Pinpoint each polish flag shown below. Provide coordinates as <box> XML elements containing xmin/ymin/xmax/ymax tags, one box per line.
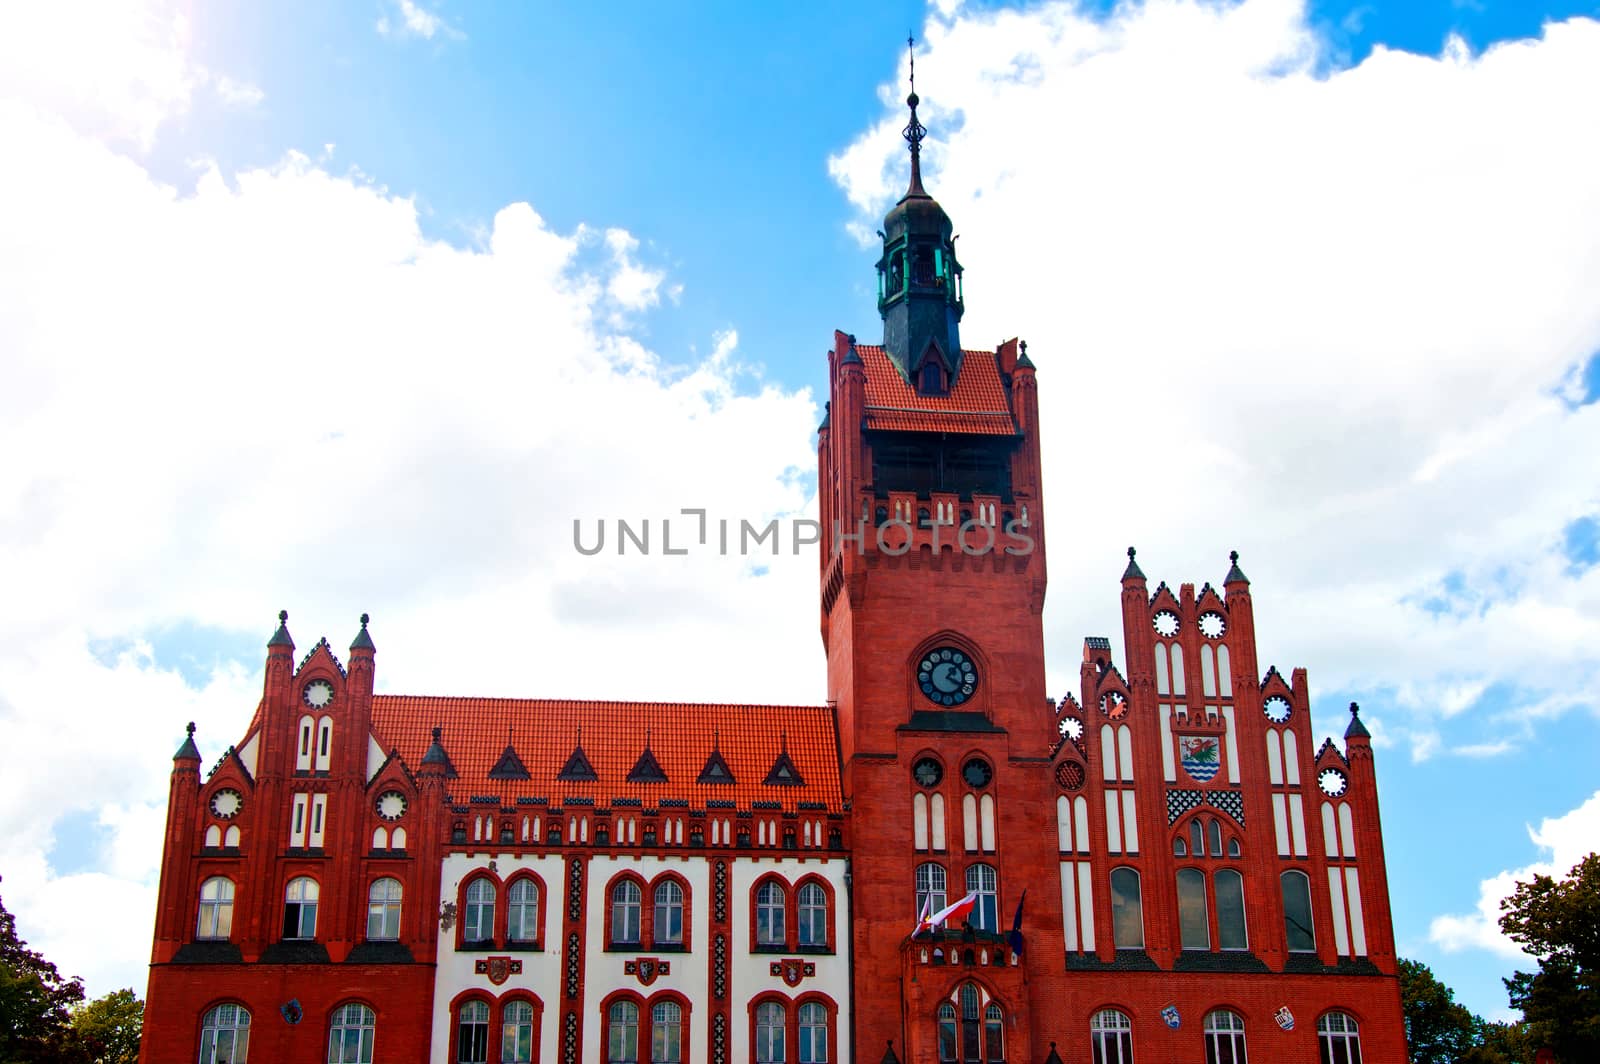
<box><xmin>925</xmin><ymin>891</ymin><xmax>978</xmax><ymax>931</ymax></box>
<box><xmin>911</xmin><ymin>893</ymin><xmax>933</xmax><ymax>937</ymax></box>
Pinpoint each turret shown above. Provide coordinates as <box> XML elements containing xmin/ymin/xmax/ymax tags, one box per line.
<box><xmin>152</xmin><ymin>724</ymin><xmax>202</xmax><ymax>954</ymax></box>
<box><xmin>876</xmin><ymin>53</ymin><xmax>964</xmax><ymax>388</ymax></box>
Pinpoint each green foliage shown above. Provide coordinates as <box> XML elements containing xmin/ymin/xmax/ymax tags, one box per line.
<box><xmin>0</xmin><ymin>876</ymin><xmax>89</xmax><ymax>1063</ymax></box>
<box><xmin>1500</xmin><ymin>853</ymin><xmax>1600</xmax><ymax>1061</ymax></box>
<box><xmin>1401</xmin><ymin>957</ymin><xmax>1480</xmax><ymax>1064</ymax></box>
<box><xmin>70</xmin><ymin>989</ymin><xmax>143</xmax><ymax>1064</ymax></box>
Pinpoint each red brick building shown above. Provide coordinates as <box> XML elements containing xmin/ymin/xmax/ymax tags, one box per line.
<box><xmin>141</xmin><ymin>85</ymin><xmax>1407</xmax><ymax>1064</ymax></box>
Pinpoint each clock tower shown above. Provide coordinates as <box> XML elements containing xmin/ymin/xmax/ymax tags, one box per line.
<box><xmin>817</xmin><ymin>67</ymin><xmax>1061</xmax><ymax>1063</ymax></box>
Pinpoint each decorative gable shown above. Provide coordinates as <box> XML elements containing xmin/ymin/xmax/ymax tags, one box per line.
<box><xmin>557</xmin><ymin>737</ymin><xmax>598</xmax><ymax>782</ymax></box>
<box><xmin>697</xmin><ymin>739</ymin><xmax>735</xmax><ymax>785</ymax></box>
<box><xmin>488</xmin><ymin>741</ymin><xmax>531</xmax><ymax>781</ymax></box>
<box><xmin>627</xmin><ymin>741</ymin><xmax>668</xmax><ymax>784</ymax></box>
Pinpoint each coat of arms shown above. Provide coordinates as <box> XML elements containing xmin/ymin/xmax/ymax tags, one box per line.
<box><xmin>624</xmin><ymin>958</ymin><xmax>670</xmax><ymax>986</ymax></box>
<box><xmin>474</xmin><ymin>957</ymin><xmax>522</xmax><ymax>986</ymax></box>
<box><xmin>769</xmin><ymin>959</ymin><xmax>816</xmax><ymax>987</ymax></box>
<box><xmin>1159</xmin><ymin>1004</ymin><xmax>1180</xmax><ymax>1029</ymax></box>
<box><xmin>1274</xmin><ymin>1006</ymin><xmax>1295</xmax><ymax>1031</ymax></box>
<box><xmin>1179</xmin><ymin>735</ymin><xmax>1221</xmax><ymax>782</ymax></box>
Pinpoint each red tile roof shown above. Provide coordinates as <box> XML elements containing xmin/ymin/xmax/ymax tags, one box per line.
<box><xmin>371</xmin><ymin>697</ymin><xmax>841</xmax><ymax>811</ymax></box>
<box><xmin>856</xmin><ymin>344</ymin><xmax>1017</xmax><ymax>436</ymax></box>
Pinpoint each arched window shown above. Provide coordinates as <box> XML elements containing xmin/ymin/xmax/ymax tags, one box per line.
<box><xmin>508</xmin><ymin>879</ymin><xmax>539</xmax><ymax>943</ymax></box>
<box><xmin>1177</xmin><ymin>868</ymin><xmax>1209</xmax><ymax>950</ymax></box>
<box><xmin>502</xmin><ymin>1001</ymin><xmax>535</xmax><ymax>1063</ymax></box>
<box><xmin>198</xmin><ymin>1003</ymin><xmax>250</xmax><ymax>1064</ymax></box>
<box><xmin>456</xmin><ymin>1000</ymin><xmax>489</xmax><ymax>1063</ymax></box>
<box><xmin>607</xmin><ymin>1001</ymin><xmax>639</xmax><ymax>1064</ymax></box>
<box><xmin>756</xmin><ymin>881</ymin><xmax>786</xmax><ymax>947</ymax></box>
<box><xmin>960</xmin><ymin>983</ymin><xmax>982</xmax><ymax>1061</ymax></box>
<box><xmin>1189</xmin><ymin>819</ymin><xmax>1204</xmax><ymax>855</ymax></box>
<box><xmin>798</xmin><ymin>883</ymin><xmax>827</xmax><ymax>948</ymax></box>
<box><xmin>464</xmin><ymin>879</ymin><xmax>496</xmax><ymax>944</ymax></box>
<box><xmin>1207</xmin><ymin>818</ymin><xmax>1223</xmax><ymax>858</ymax></box>
<box><xmin>965</xmin><ymin>864</ymin><xmax>998</xmax><ymax>932</ymax></box>
<box><xmin>1089</xmin><ymin>1008</ymin><xmax>1132</xmax><ymax>1064</ymax></box>
<box><xmin>1317</xmin><ymin>1011</ymin><xmax>1362</xmax><ymax>1064</ymax></box>
<box><xmin>1173</xmin><ymin>835</ymin><xmax>1187</xmax><ymax>857</ymax></box>
<box><xmin>1227</xmin><ymin>837</ymin><xmax>1241</xmax><ymax>859</ymax></box>
<box><xmin>916</xmin><ymin>863</ymin><xmax>947</xmax><ymax>922</ymax></box>
<box><xmin>755</xmin><ymin>1002</ymin><xmax>785</xmax><ymax>1064</ymax></box>
<box><xmin>798</xmin><ymin>1001</ymin><xmax>829</xmax><ymax>1064</ymax></box>
<box><xmin>653</xmin><ymin>881</ymin><xmax>684</xmax><ymax>946</ymax></box>
<box><xmin>612</xmin><ymin>881</ymin><xmax>642</xmax><ymax>946</ymax></box>
<box><xmin>921</xmin><ymin>361</ymin><xmax>944</xmax><ymax>394</ymax></box>
<box><xmin>652</xmin><ymin>1001</ymin><xmax>682</xmax><ymax>1063</ymax></box>
<box><xmin>1215</xmin><ymin>869</ymin><xmax>1247</xmax><ymax>950</ymax></box>
<box><xmin>1203</xmin><ymin>1009</ymin><xmax>1245</xmax><ymax>1064</ymax></box>
<box><xmin>327</xmin><ymin>1002</ymin><xmax>375</xmax><ymax>1064</ymax></box>
<box><xmin>1109</xmin><ymin>868</ymin><xmax>1143</xmax><ymax>950</ymax></box>
<box><xmin>938</xmin><ymin>1002</ymin><xmax>957</xmax><ymax>1062</ymax></box>
<box><xmin>283</xmin><ymin>877</ymin><xmax>319</xmax><ymax>940</ymax></box>
<box><xmin>197</xmin><ymin>877</ymin><xmax>234</xmax><ymax>940</ymax></box>
<box><xmin>1281</xmin><ymin>871</ymin><xmax>1316</xmax><ymax>952</ymax></box>
<box><xmin>984</xmin><ymin>1002</ymin><xmax>1005</xmax><ymax>1063</ymax></box>
<box><xmin>366</xmin><ymin>878</ymin><xmax>402</xmax><ymax>941</ymax></box>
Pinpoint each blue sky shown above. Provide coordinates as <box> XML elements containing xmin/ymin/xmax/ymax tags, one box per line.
<box><xmin>2</xmin><ymin>0</ymin><xmax>1599</xmax><ymax>1027</ymax></box>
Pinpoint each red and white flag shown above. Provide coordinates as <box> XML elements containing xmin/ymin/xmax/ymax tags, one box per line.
<box><xmin>910</xmin><ymin>893</ymin><xmax>933</xmax><ymax>937</ymax></box>
<box><xmin>925</xmin><ymin>891</ymin><xmax>978</xmax><ymax>931</ymax></box>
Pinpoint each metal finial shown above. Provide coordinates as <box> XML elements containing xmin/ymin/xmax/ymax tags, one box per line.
<box><xmin>360</xmin><ymin>612</ymin><xmax>369</xmax><ymax>628</ymax></box>
<box><xmin>1128</xmin><ymin>547</ymin><xmax>1136</xmax><ymax>559</ymax></box>
<box><xmin>902</xmin><ymin>34</ymin><xmax>927</xmax><ymax>196</ymax></box>
<box><xmin>186</xmin><ymin>721</ymin><xmax>196</xmax><ymax>735</ymax></box>
<box><xmin>431</xmin><ymin>726</ymin><xmax>442</xmax><ymax>741</ymax></box>
<box><xmin>1230</xmin><ymin>550</ymin><xmax>1239</xmax><ymax>564</ymax></box>
<box><xmin>279</xmin><ymin>609</ymin><xmax>288</xmax><ymax>623</ymax></box>
<box><xmin>1350</xmin><ymin>701</ymin><xmax>1360</xmax><ymax>717</ymax></box>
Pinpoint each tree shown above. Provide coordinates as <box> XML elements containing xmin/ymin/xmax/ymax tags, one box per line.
<box><xmin>1401</xmin><ymin>957</ymin><xmax>1480</xmax><ymax>1064</ymax></box>
<box><xmin>0</xmin><ymin>875</ymin><xmax>88</xmax><ymax>1062</ymax></box>
<box><xmin>1500</xmin><ymin>852</ymin><xmax>1600</xmax><ymax>1061</ymax></box>
<box><xmin>70</xmin><ymin>989</ymin><xmax>143</xmax><ymax>1064</ymax></box>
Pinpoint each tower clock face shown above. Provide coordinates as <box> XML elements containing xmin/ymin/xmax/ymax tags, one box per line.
<box><xmin>1263</xmin><ymin>695</ymin><xmax>1292</xmax><ymax>724</ymax></box>
<box><xmin>918</xmin><ymin>648</ymin><xmax>977</xmax><ymax>707</ymax></box>
<box><xmin>303</xmin><ymin>680</ymin><xmax>334</xmax><ymax>709</ymax></box>
<box><xmin>912</xmin><ymin>758</ymin><xmax>943</xmax><ymax>788</ymax></box>
<box><xmin>1318</xmin><ymin>768</ymin><xmax>1349</xmax><ymax>797</ymax></box>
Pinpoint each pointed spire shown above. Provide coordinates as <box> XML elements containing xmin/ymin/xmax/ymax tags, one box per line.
<box><xmin>173</xmin><ymin>721</ymin><xmax>201</xmax><ymax>762</ymax></box>
<box><xmin>697</xmin><ymin>729</ymin><xmax>736</xmax><ymax>785</ymax></box>
<box><xmin>627</xmin><ymin>729</ymin><xmax>668</xmax><ymax>784</ymax></box>
<box><xmin>1015</xmin><ymin>339</ymin><xmax>1035</xmax><ymax>370</ymax></box>
<box><xmin>763</xmin><ymin>731</ymin><xmax>806</xmax><ymax>787</ymax></box>
<box><xmin>557</xmin><ymin>726</ymin><xmax>598</xmax><ymax>782</ymax></box>
<box><xmin>1345</xmin><ymin>701</ymin><xmax>1371</xmax><ymax>740</ymax></box>
<box><xmin>267</xmin><ymin>609</ymin><xmax>293</xmax><ymax>648</ymax></box>
<box><xmin>902</xmin><ymin>35</ymin><xmax>927</xmax><ymax>199</ymax></box>
<box><xmin>350</xmin><ymin>612</ymin><xmax>374</xmax><ymax>651</ymax></box>
<box><xmin>420</xmin><ymin>726</ymin><xmax>458</xmax><ymax>778</ymax></box>
<box><xmin>818</xmin><ymin>401</ymin><xmax>831</xmax><ymax>432</ymax></box>
<box><xmin>488</xmin><ymin>726</ymin><xmax>531</xmax><ymax>781</ymax></box>
<box><xmin>1122</xmin><ymin>546</ymin><xmax>1146</xmax><ymax>582</ymax></box>
<box><xmin>1225</xmin><ymin>550</ymin><xmax>1250</xmax><ymax>585</ymax></box>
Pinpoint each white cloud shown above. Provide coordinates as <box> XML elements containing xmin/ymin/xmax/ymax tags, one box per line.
<box><xmin>0</xmin><ymin>95</ymin><xmax>811</xmax><ymax>995</ymax></box>
<box><xmin>1429</xmin><ymin>790</ymin><xmax>1600</xmax><ymax>957</ymax></box>
<box><xmin>212</xmin><ymin>74</ymin><xmax>265</xmax><ymax>109</ymax></box>
<box><xmin>832</xmin><ymin>1</ymin><xmax>1600</xmax><ymax>755</ymax></box>
<box><xmin>377</xmin><ymin>0</ymin><xmax>462</xmax><ymax>42</ymax></box>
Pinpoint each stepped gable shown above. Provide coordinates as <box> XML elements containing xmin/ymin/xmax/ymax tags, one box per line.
<box><xmin>855</xmin><ymin>343</ymin><xmax>1016</xmax><ymax>435</ymax></box>
<box><xmin>371</xmin><ymin>696</ymin><xmax>840</xmax><ymax>811</ymax></box>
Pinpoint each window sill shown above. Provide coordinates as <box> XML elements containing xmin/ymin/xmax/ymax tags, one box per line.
<box><xmin>504</xmin><ymin>942</ymin><xmax>543</xmax><ymax>953</ymax></box>
<box><xmin>796</xmin><ymin>944</ymin><xmax>834</xmax><ymax>956</ymax></box>
<box><xmin>458</xmin><ymin>940</ymin><xmax>496</xmax><ymax>952</ymax></box>
<box><xmin>752</xmin><ymin>943</ymin><xmax>790</xmax><ymax>954</ymax></box>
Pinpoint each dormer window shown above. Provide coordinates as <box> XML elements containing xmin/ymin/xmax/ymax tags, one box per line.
<box><xmin>920</xmin><ymin>361</ymin><xmax>945</xmax><ymax>395</ymax></box>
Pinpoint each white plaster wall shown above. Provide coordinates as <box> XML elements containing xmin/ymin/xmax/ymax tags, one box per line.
<box><xmin>582</xmin><ymin>854</ymin><xmax>711</xmax><ymax>1063</ymax></box>
<box><xmin>729</xmin><ymin>856</ymin><xmax>852</xmax><ymax>1064</ymax></box>
<box><xmin>430</xmin><ymin>852</ymin><xmax>566</xmax><ymax>1064</ymax></box>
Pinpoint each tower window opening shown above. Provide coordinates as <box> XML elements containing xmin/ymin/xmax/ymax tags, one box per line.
<box><xmin>913</xmin><ymin>247</ymin><xmax>935</xmax><ymax>287</ymax></box>
<box><xmin>921</xmin><ymin>361</ymin><xmax>945</xmax><ymax>395</ymax></box>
